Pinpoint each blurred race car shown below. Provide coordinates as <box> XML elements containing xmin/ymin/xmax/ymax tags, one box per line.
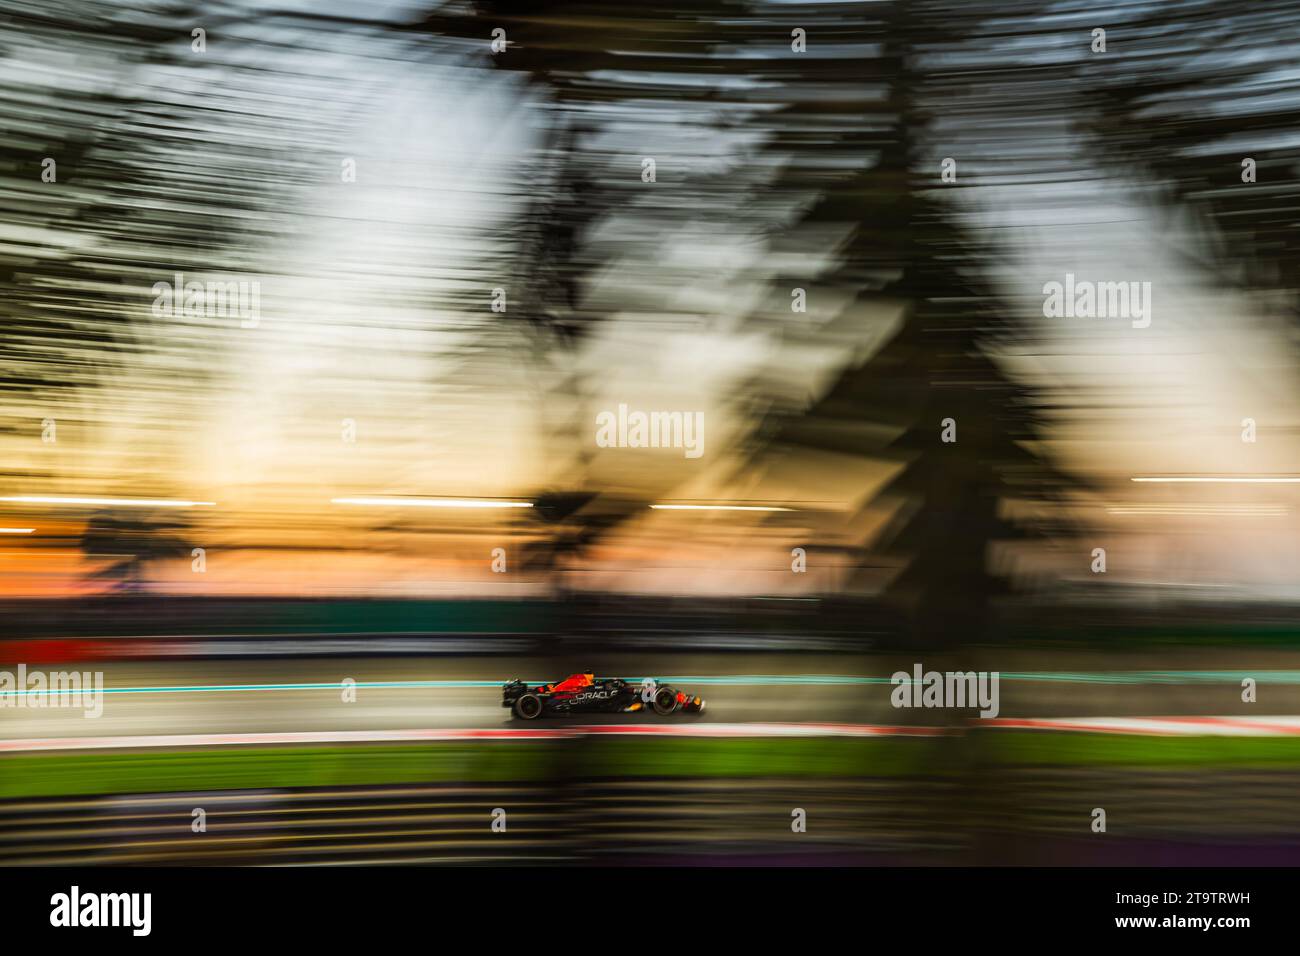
<box><xmin>502</xmin><ymin>673</ymin><xmax>706</xmax><ymax>720</ymax></box>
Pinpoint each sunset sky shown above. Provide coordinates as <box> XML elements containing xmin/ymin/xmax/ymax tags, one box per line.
<box><xmin>2</xmin><ymin>0</ymin><xmax>1296</xmax><ymax>599</ymax></box>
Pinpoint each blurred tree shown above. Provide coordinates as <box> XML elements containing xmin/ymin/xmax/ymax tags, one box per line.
<box><xmin>743</xmin><ymin>0</ymin><xmax>1077</xmax><ymax>648</ymax></box>
<box><xmin>81</xmin><ymin>510</ymin><xmax>194</xmax><ymax>594</ymax></box>
<box><xmin>1081</xmin><ymin>0</ymin><xmax>1300</xmax><ymax>326</ymax></box>
<box><xmin>420</xmin><ymin>0</ymin><xmax>762</xmax><ymax>583</ymax></box>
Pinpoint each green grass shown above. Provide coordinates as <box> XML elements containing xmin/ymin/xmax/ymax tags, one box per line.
<box><xmin>582</xmin><ymin>736</ymin><xmax>944</xmax><ymax>777</ymax></box>
<box><xmin>0</xmin><ymin>743</ymin><xmax>554</xmax><ymax>799</ymax></box>
<box><xmin>986</xmin><ymin>731</ymin><xmax>1300</xmax><ymax>767</ymax></box>
<box><xmin>7</xmin><ymin>732</ymin><xmax>1300</xmax><ymax>799</ymax></box>
<box><xmin>0</xmin><ymin>737</ymin><xmax>938</xmax><ymax>798</ymax></box>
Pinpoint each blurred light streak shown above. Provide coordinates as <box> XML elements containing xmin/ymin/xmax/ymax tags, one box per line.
<box><xmin>331</xmin><ymin>497</ymin><xmax>533</xmax><ymax>509</ymax></box>
<box><xmin>0</xmin><ymin>496</ymin><xmax>215</xmax><ymax>507</ymax></box>
<box><xmin>1107</xmin><ymin>506</ymin><xmax>1289</xmax><ymax>516</ymax></box>
<box><xmin>0</xmin><ymin>528</ymin><xmax>34</xmax><ymax>533</ymax></box>
<box><xmin>649</xmin><ymin>504</ymin><xmax>795</xmax><ymax>512</ymax></box>
<box><xmin>1130</xmin><ymin>477</ymin><xmax>1300</xmax><ymax>484</ymax></box>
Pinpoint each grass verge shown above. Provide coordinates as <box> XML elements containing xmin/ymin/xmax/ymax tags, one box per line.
<box><xmin>6</xmin><ymin>732</ymin><xmax>1300</xmax><ymax>799</ymax></box>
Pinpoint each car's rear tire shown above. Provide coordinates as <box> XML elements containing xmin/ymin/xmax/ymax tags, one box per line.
<box><xmin>652</xmin><ymin>686</ymin><xmax>679</xmax><ymax>715</ymax></box>
<box><xmin>513</xmin><ymin>693</ymin><xmax>543</xmax><ymax>720</ymax></box>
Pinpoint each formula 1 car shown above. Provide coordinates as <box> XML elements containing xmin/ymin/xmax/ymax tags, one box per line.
<box><xmin>502</xmin><ymin>673</ymin><xmax>706</xmax><ymax>720</ymax></box>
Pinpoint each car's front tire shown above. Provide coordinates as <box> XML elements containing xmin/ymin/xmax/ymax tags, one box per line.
<box><xmin>513</xmin><ymin>693</ymin><xmax>544</xmax><ymax>720</ymax></box>
<box><xmin>652</xmin><ymin>686</ymin><xmax>679</xmax><ymax>715</ymax></box>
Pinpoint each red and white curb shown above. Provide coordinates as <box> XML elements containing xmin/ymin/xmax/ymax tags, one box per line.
<box><xmin>3</xmin><ymin>716</ymin><xmax>1300</xmax><ymax>752</ymax></box>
